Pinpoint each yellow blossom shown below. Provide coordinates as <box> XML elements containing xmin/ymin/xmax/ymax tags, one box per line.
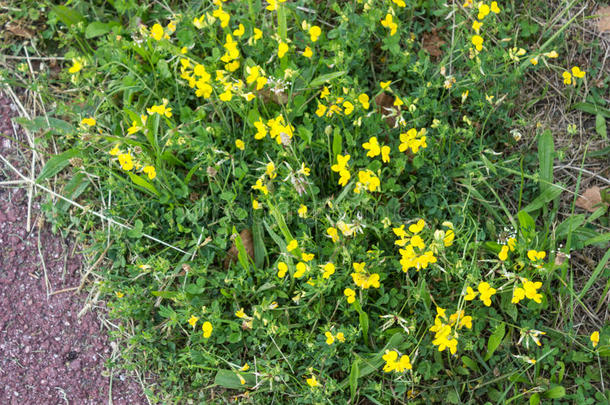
<box><xmin>235</xmin><ymin>308</ymin><xmax>246</xmax><ymax>318</ymax></box>
<box><xmin>381</xmin><ymin>14</ymin><xmax>397</xmax><ymax>36</ymax></box>
<box><xmin>478</xmin><ymin>281</ymin><xmax>496</xmax><ymax>306</ymax></box>
<box><xmin>235</xmin><ymin>139</ymin><xmax>245</xmax><ymax>150</ymax></box>
<box><xmin>142</xmin><ymin>166</ymin><xmax>156</xmax><ymax>180</ymax></box>
<box><xmin>306</xmin><ymin>375</ymin><xmax>320</xmax><ymax>387</ymax></box>
<box><xmin>286</xmin><ymin>239</ymin><xmax>298</xmax><ymax>252</ymax></box>
<box><xmin>278</xmin><ymin>42</ymin><xmax>289</xmax><ymax>58</ymax></box>
<box><xmin>327</xmin><ymin>227</ymin><xmax>339</xmax><ymax>243</ymax></box>
<box><xmin>294</xmin><ymin>262</ymin><xmax>307</xmax><ymax>278</ymax></box>
<box><xmin>380</xmin><ymin>80</ymin><xmax>392</xmax><ymax>90</ymax></box>
<box><xmin>322</xmin><ymin>262</ymin><xmax>335</xmax><ymax>279</ymax></box>
<box><xmin>358</xmin><ymin>93</ymin><xmax>370</xmax><ymax>109</ymax></box>
<box><xmin>68</xmin><ymin>58</ymin><xmax>83</xmax><ymax>74</ymax></box>
<box><xmin>464</xmin><ymin>286</ymin><xmax>477</xmax><ymax>301</ymax></box>
<box><xmin>81</xmin><ymin>117</ymin><xmax>96</xmax><ymax>126</ymax></box>
<box><xmin>591</xmin><ymin>331</ymin><xmax>600</xmax><ymax>348</ymax></box>
<box><xmin>490</xmin><ymin>1</ymin><xmax>500</xmax><ymax>13</ymax></box>
<box><xmin>303</xmin><ymin>46</ymin><xmax>313</xmax><ymax>58</ymax></box>
<box><xmin>150</xmin><ymin>23</ymin><xmax>164</xmax><ymax>41</ymax></box>
<box><xmin>309</xmin><ymin>26</ymin><xmax>321</xmax><ymax>42</ymax></box>
<box><xmin>277</xmin><ymin>262</ymin><xmax>288</xmax><ymax>278</ymax></box>
<box><xmin>571</xmin><ymin>66</ymin><xmax>585</xmax><ymax>78</ymax></box>
<box><xmin>202</xmin><ymin>321</ymin><xmax>213</xmax><ymax>338</ymax></box>
<box><xmin>325</xmin><ymin>331</ymin><xmax>335</xmax><ymax>345</ymax></box>
<box><xmin>252</xmin><ymin>199</ymin><xmax>261</xmax><ymax>210</ymax></box>
<box><xmin>472</xmin><ymin>35</ymin><xmax>484</xmax><ymax>51</ymax></box>
<box><xmin>498</xmin><ymin>245</ymin><xmax>509</xmax><ymax>261</ymax></box>
<box><xmin>343</xmin><ymin>288</ymin><xmax>356</xmax><ymax>303</ymax></box>
<box><xmin>562</xmin><ymin>71</ymin><xmax>572</xmax><ymax>85</ymax></box>
<box><xmin>298</xmin><ymin>204</ymin><xmax>307</xmax><ymax>218</ymax></box>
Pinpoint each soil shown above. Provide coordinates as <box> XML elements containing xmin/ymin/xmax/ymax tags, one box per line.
<box><xmin>0</xmin><ymin>92</ymin><xmax>147</xmax><ymax>404</ymax></box>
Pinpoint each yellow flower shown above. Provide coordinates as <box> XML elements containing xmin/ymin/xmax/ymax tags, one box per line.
<box><xmin>306</xmin><ymin>375</ymin><xmax>320</xmax><ymax>387</ymax></box>
<box><xmin>202</xmin><ymin>321</ymin><xmax>213</xmax><ymax>338</ymax></box>
<box><xmin>81</xmin><ymin>117</ymin><xmax>96</xmax><ymax>126</ymax></box>
<box><xmin>498</xmin><ymin>245</ymin><xmax>509</xmax><ymax>261</ymax></box>
<box><xmin>544</xmin><ymin>50</ymin><xmax>558</xmax><ymax>58</ymax></box>
<box><xmin>315</xmin><ymin>103</ymin><xmax>327</xmax><ymax>117</ymax></box>
<box><xmin>490</xmin><ymin>1</ymin><xmax>500</xmax><ymax>13</ymax></box>
<box><xmin>327</xmin><ymin>227</ymin><xmax>339</xmax><ymax>243</ymax></box>
<box><xmin>118</xmin><ymin>152</ymin><xmax>134</xmax><ymax>171</ymax></box>
<box><xmin>523</xmin><ymin>279</ymin><xmax>543</xmax><ymax>303</ymax></box>
<box><xmin>253</xmin><ymin>28</ymin><xmax>263</xmax><ymax>41</ymax></box>
<box><xmin>277</xmin><ymin>262</ymin><xmax>288</xmax><ymax>278</ymax></box>
<box><xmin>303</xmin><ymin>46</ymin><xmax>313</xmax><ymax>58</ymax></box>
<box><xmin>188</xmin><ymin>315</ymin><xmax>199</xmax><ymax>327</ymax></box>
<box><xmin>362</xmin><ymin>136</ymin><xmax>382</xmax><ymax>158</ymax></box>
<box><xmin>443</xmin><ymin>229</ymin><xmax>455</xmax><ymax>246</ymax></box>
<box><xmin>302</xmin><ymin>252</ymin><xmax>315</xmax><ymax>262</ymax></box>
<box><xmin>530</xmin><ymin>57</ymin><xmax>539</xmax><ymax>65</ymax></box>
<box><xmin>511</xmin><ymin>286</ymin><xmax>526</xmax><ymax>304</ymax></box>
<box><xmin>408</xmin><ymin>219</ymin><xmax>425</xmax><ymax>234</ymax></box>
<box><xmin>251</xmin><ymin>178</ymin><xmax>269</xmax><ymax>195</ymax></box>
<box><xmin>343</xmin><ymin>101</ymin><xmax>354</xmax><ymax>115</ymax></box>
<box><xmin>358</xmin><ymin>93</ymin><xmax>370</xmax><ymax>109</ymax></box>
<box><xmin>233</xmin><ymin>24</ymin><xmax>245</xmax><ymax>37</ymax></box>
<box><xmin>115</xmin><ymin>291</ymin><xmax>124</xmax><ymax>298</ymax></box>
<box><xmin>241</xmin><ymin>363</ymin><xmax>250</xmax><ymax>371</ymax></box>
<box><xmin>381</xmin><ymin>14</ymin><xmax>397</xmax><ymax>36</ymax></box>
<box><xmin>150</xmin><ymin>23</ymin><xmax>164</xmax><ymax>41</ymax></box>
<box><xmin>381</xmin><ymin>145</ymin><xmax>391</xmax><ymax>163</ymax></box>
<box><xmin>471</xmin><ymin>35</ymin><xmax>484</xmax><ymax>51</ymax></box>
<box><xmin>298</xmin><ymin>204</ymin><xmax>307</xmax><ymax>218</ymax></box>
<box><xmin>477</xmin><ymin>4</ymin><xmax>490</xmax><ymax>20</ymax></box>
<box><xmin>278</xmin><ymin>42</ymin><xmax>289</xmax><ymax>58</ymax></box>
<box><xmin>562</xmin><ymin>71</ymin><xmax>572</xmax><ymax>85</ymax></box>
<box><xmin>235</xmin><ymin>139</ymin><xmax>245</xmax><ymax>150</ymax></box>
<box><xmin>336</xmin><ymin>332</ymin><xmax>345</xmax><ymax>342</ymax></box>
<box><xmin>472</xmin><ymin>20</ymin><xmax>482</xmax><ymax>33</ymax></box>
<box><xmin>286</xmin><ymin>239</ymin><xmax>298</xmax><ymax>252</ymax></box>
<box><xmin>478</xmin><ymin>281</ymin><xmax>496</xmax><ymax>306</ymax></box>
<box><xmin>266</xmin><ymin>162</ymin><xmax>277</xmax><ymax>179</ymax></box>
<box><xmin>527</xmin><ymin>250</ymin><xmax>546</xmax><ymax>261</ymax></box>
<box><xmin>322</xmin><ymin>262</ymin><xmax>335</xmax><ymax>279</ymax></box>
<box><xmin>142</xmin><ymin>165</ymin><xmax>156</xmax><ymax>180</ymax></box>
<box><xmin>252</xmin><ymin>199</ymin><xmax>261</xmax><ymax>210</ymax></box>
<box><xmin>68</xmin><ymin>58</ymin><xmax>83</xmax><ymax>74</ymax></box>
<box><xmin>325</xmin><ymin>331</ymin><xmax>335</xmax><ymax>345</ymax></box>
<box><xmin>147</xmin><ymin>99</ymin><xmax>173</xmax><ymax>118</ymax></box>
<box><xmin>320</xmin><ymin>86</ymin><xmax>330</xmax><ymax>99</ymax></box>
<box><xmin>235</xmin><ymin>308</ymin><xmax>246</xmax><ymax>318</ymax></box>
<box><xmin>571</xmin><ymin>66</ymin><xmax>585</xmax><ymax>78</ymax></box>
<box><xmin>309</xmin><ymin>25</ymin><xmax>321</xmax><ymax>42</ymax></box>
<box><xmin>392</xmin><ymin>0</ymin><xmax>406</xmax><ymax>6</ymax></box>
<box><xmin>343</xmin><ymin>288</ymin><xmax>356</xmax><ymax>303</ymax></box>
<box><xmin>109</xmin><ymin>144</ymin><xmax>121</xmax><ymax>156</ymax></box>
<box><xmin>380</xmin><ymin>80</ymin><xmax>392</xmax><ymax>90</ymax></box>
<box><xmin>464</xmin><ymin>286</ymin><xmax>477</xmax><ymax>300</ymax></box>
<box><xmin>294</xmin><ymin>262</ymin><xmax>307</xmax><ymax>278</ymax></box>
<box><xmin>591</xmin><ymin>331</ymin><xmax>600</xmax><ymax>348</ymax></box>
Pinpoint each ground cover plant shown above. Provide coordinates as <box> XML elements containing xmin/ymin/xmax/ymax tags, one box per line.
<box><xmin>2</xmin><ymin>0</ymin><xmax>609</xmax><ymax>403</ymax></box>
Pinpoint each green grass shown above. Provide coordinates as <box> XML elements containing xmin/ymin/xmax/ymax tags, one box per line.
<box><xmin>2</xmin><ymin>0</ymin><xmax>609</xmax><ymax>403</ymax></box>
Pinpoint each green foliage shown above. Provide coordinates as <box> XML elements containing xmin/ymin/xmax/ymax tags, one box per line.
<box><xmin>13</xmin><ymin>0</ymin><xmax>609</xmax><ymax>403</ymax></box>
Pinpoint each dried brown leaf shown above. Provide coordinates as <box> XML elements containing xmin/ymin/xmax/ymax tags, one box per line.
<box><xmin>5</xmin><ymin>22</ymin><xmax>34</xmax><ymax>39</ymax></box>
<box><xmin>596</xmin><ymin>6</ymin><xmax>610</xmax><ymax>33</ymax></box>
<box><xmin>575</xmin><ymin>186</ymin><xmax>607</xmax><ymax>212</ymax></box>
<box><xmin>375</xmin><ymin>92</ymin><xmax>398</xmax><ymax>128</ymax></box>
<box><xmin>223</xmin><ymin>229</ymin><xmax>255</xmax><ymax>269</ymax></box>
<box><xmin>422</xmin><ymin>29</ymin><xmax>445</xmax><ymax>59</ymax></box>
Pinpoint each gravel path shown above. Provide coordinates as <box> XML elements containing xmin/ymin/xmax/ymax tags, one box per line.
<box><xmin>0</xmin><ymin>92</ymin><xmax>146</xmax><ymax>404</ymax></box>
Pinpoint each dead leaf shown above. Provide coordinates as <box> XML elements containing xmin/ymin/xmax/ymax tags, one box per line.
<box><xmin>575</xmin><ymin>186</ymin><xmax>607</xmax><ymax>212</ymax></box>
<box><xmin>375</xmin><ymin>92</ymin><xmax>399</xmax><ymax>128</ymax></box>
<box><xmin>5</xmin><ymin>22</ymin><xmax>34</xmax><ymax>39</ymax></box>
<box><xmin>223</xmin><ymin>229</ymin><xmax>255</xmax><ymax>269</ymax></box>
<box><xmin>595</xmin><ymin>6</ymin><xmax>610</xmax><ymax>33</ymax></box>
<box><xmin>422</xmin><ymin>29</ymin><xmax>445</xmax><ymax>59</ymax></box>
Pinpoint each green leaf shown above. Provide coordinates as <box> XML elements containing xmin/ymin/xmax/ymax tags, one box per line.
<box><xmin>56</xmin><ymin>172</ymin><xmax>90</xmax><ymax>213</ymax></box>
<box><xmin>517</xmin><ymin>210</ymin><xmax>535</xmax><ymax>231</ymax></box>
<box><xmin>85</xmin><ymin>22</ymin><xmax>115</xmax><ymax>38</ymax></box>
<box><xmin>127</xmin><ymin>172</ymin><xmax>160</xmax><ymax>197</ymax></box>
<box><xmin>572</xmin><ymin>102</ymin><xmax>610</xmax><ymax>118</ymax></box>
<box><xmin>461</xmin><ymin>355</ymin><xmax>480</xmax><ymax>372</ymax></box>
<box><xmin>543</xmin><ymin>385</ymin><xmax>566</xmax><ymax>399</ymax></box>
<box><xmin>349</xmin><ymin>359</ymin><xmax>360</xmax><ymax>401</ymax></box>
<box><xmin>52</xmin><ymin>5</ymin><xmax>86</xmax><ymax>27</ymax></box>
<box><xmin>252</xmin><ymin>216</ymin><xmax>266</xmax><ymax>269</ymax></box>
<box><xmin>521</xmin><ymin>185</ymin><xmax>563</xmax><ymax>212</ymax></box>
<box><xmin>484</xmin><ymin>322</ymin><xmax>505</xmax><ymax>361</ymax></box>
<box><xmin>596</xmin><ymin>114</ymin><xmax>608</xmax><ymax>140</ymax></box>
<box><xmin>578</xmin><ymin>248</ymin><xmax>610</xmax><ymax>300</ymax></box>
<box><xmin>232</xmin><ymin>226</ymin><xmax>251</xmax><ymax>272</ymax></box>
<box><xmin>529</xmin><ymin>393</ymin><xmax>541</xmax><ymax>405</ymax></box>
<box><xmin>308</xmin><ymin>71</ymin><xmax>347</xmax><ymax>88</ymax></box>
<box><xmin>127</xmin><ymin>219</ymin><xmax>143</xmax><ymax>238</ymax></box>
<box><xmin>214</xmin><ymin>369</ymin><xmax>255</xmax><ymax>389</ymax></box>
<box><xmin>538</xmin><ymin>130</ymin><xmax>554</xmax><ymax>194</ymax></box>
<box><xmin>583</xmin><ymin>232</ymin><xmax>610</xmax><ymax>247</ymax></box>
<box><xmin>332</xmin><ymin>128</ymin><xmax>342</xmax><ymax>158</ymax></box>
<box><xmin>359</xmin><ymin>311</ymin><xmax>369</xmax><ymax>346</ymax></box>
<box><xmin>37</xmin><ymin>149</ymin><xmax>79</xmax><ymax>182</ymax></box>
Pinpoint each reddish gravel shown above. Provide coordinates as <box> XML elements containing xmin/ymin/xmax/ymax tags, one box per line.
<box><xmin>0</xmin><ymin>92</ymin><xmax>146</xmax><ymax>404</ymax></box>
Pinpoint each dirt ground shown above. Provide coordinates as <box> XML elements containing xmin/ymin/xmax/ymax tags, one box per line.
<box><xmin>0</xmin><ymin>92</ymin><xmax>146</xmax><ymax>404</ymax></box>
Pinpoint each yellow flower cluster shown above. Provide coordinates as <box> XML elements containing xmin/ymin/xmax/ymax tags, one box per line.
<box><xmin>382</xmin><ymin>350</ymin><xmax>412</xmax><ymax>373</ymax></box>
<box><xmin>331</xmin><ymin>154</ymin><xmax>351</xmax><ymax>186</ymax></box>
<box><xmin>464</xmin><ymin>281</ymin><xmax>497</xmax><ymax>306</ymax></box>
<box><xmin>429</xmin><ymin>307</ymin><xmax>472</xmax><ymax>355</ymax></box>
<box><xmin>394</xmin><ymin>220</ymin><xmax>441</xmax><ymax>272</ymax></box>
<box><xmin>511</xmin><ymin>278</ymin><xmax>543</xmax><ymax>304</ymax></box>
<box><xmin>324</xmin><ymin>330</ymin><xmax>345</xmax><ymax>345</ymax></box>
<box><xmin>350</xmin><ymin>262</ymin><xmax>380</xmax><ymax>289</ymax></box>
<box><xmin>146</xmin><ymin>98</ymin><xmax>173</xmax><ymax>118</ymax></box>
<box><xmin>109</xmin><ymin>146</ymin><xmax>156</xmax><ymax>179</ymax></box>
<box><xmin>253</xmin><ymin>115</ymin><xmax>294</xmax><ymax>145</ymax></box>
<box><xmin>399</xmin><ymin>128</ymin><xmax>428</xmax><ymax>154</ymax></box>
<box><xmin>562</xmin><ymin>66</ymin><xmax>585</xmax><ymax>85</ymax></box>
<box><xmin>469</xmin><ymin>2</ymin><xmax>500</xmax><ymax>52</ymax></box>
<box><xmin>381</xmin><ymin>14</ymin><xmax>398</xmax><ymax>36</ymax></box>
<box><xmin>354</xmin><ymin>170</ymin><xmax>381</xmax><ymax>194</ymax></box>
